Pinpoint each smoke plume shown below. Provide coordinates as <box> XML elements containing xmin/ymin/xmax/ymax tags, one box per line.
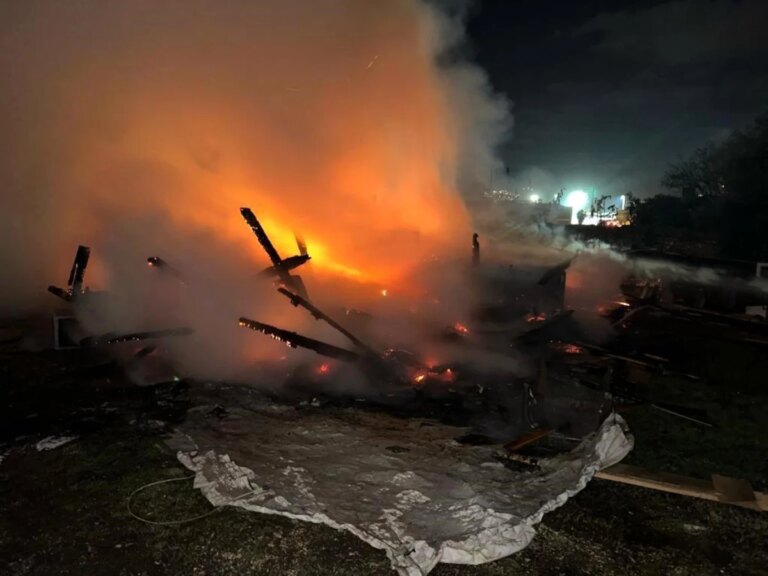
<box><xmin>0</xmin><ymin>0</ymin><xmax>511</xmax><ymax>378</ymax></box>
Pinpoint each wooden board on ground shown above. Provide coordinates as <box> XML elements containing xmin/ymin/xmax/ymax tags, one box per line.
<box><xmin>596</xmin><ymin>463</ymin><xmax>768</xmax><ymax>512</ymax></box>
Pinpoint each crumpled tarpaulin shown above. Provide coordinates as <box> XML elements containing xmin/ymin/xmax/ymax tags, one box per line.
<box><xmin>177</xmin><ymin>405</ymin><xmax>632</xmax><ymax>575</ymax></box>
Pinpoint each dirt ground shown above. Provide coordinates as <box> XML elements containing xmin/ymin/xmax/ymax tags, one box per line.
<box><xmin>1</xmin><ymin>312</ymin><xmax>767</xmax><ymax>576</ymax></box>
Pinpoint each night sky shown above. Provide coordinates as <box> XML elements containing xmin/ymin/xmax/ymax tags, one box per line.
<box><xmin>466</xmin><ymin>0</ymin><xmax>768</xmax><ymax>197</ymax></box>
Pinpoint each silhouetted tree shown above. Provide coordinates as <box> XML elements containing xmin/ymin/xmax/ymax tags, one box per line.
<box><xmin>625</xmin><ymin>192</ymin><xmax>640</xmax><ymax>222</ymax></box>
<box><xmin>662</xmin><ymin>143</ymin><xmax>724</xmax><ymax>200</ymax></box>
<box><xmin>657</xmin><ymin>112</ymin><xmax>768</xmax><ymax>260</ymax></box>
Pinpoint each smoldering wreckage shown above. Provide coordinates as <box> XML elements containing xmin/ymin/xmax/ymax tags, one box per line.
<box><xmin>40</xmin><ymin>207</ymin><xmax>767</xmax><ymax>575</ymax></box>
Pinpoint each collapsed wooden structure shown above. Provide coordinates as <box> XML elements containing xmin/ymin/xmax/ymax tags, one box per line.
<box><xmin>45</xmin><ymin>206</ymin><xmax>767</xmax><ymax>512</ymax></box>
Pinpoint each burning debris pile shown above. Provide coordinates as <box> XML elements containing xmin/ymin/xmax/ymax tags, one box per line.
<box><xmin>44</xmin><ymin>202</ymin><xmax>768</xmax><ymax>571</ymax></box>
<box><xmin>47</xmin><ymin>244</ymin><xmax>194</xmax><ymax>380</ymax></box>
<box><xmin>43</xmin><ymin>203</ymin><xmax>643</xmax><ymax>573</ymax></box>
<box><xmin>6</xmin><ymin>2</ymin><xmax>767</xmax><ymax>572</ymax></box>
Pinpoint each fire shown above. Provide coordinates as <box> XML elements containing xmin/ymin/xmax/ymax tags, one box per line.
<box><xmin>410</xmin><ymin>364</ymin><xmax>455</xmax><ymax>386</ymax></box>
<box><xmin>440</xmin><ymin>367</ymin><xmax>456</xmax><ymax>382</ymax></box>
<box><xmin>598</xmin><ymin>300</ymin><xmax>632</xmax><ymax>316</ymax></box>
<box><xmin>525</xmin><ymin>312</ymin><xmax>547</xmax><ymax>323</ymax></box>
<box><xmin>317</xmin><ymin>362</ymin><xmax>330</xmax><ymax>375</ymax></box>
<box><xmin>453</xmin><ymin>322</ymin><xmax>470</xmax><ymax>335</ymax></box>
<box><xmin>563</xmin><ymin>344</ymin><xmax>583</xmax><ymax>354</ymax></box>
<box><xmin>4</xmin><ymin>1</ymin><xmax>513</xmax><ymax>376</ymax></box>
<box><xmin>4</xmin><ymin>0</ymin><xmax>486</xmax><ymax>302</ymax></box>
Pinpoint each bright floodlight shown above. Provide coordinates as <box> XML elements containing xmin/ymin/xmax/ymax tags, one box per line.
<box><xmin>565</xmin><ymin>190</ymin><xmax>589</xmax><ymax>210</ymax></box>
<box><xmin>529</xmin><ymin>193</ymin><xmax>540</xmax><ymax>203</ymax></box>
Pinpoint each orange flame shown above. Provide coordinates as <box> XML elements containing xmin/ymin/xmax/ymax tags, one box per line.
<box><xmin>453</xmin><ymin>322</ymin><xmax>470</xmax><ymax>334</ymax></box>
<box><xmin>10</xmin><ymin>0</ymin><xmax>477</xmax><ymax>298</ymax></box>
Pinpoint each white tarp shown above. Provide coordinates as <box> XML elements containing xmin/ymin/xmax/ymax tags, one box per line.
<box><xmin>177</xmin><ymin>405</ymin><xmax>632</xmax><ymax>575</ymax></box>
<box><xmin>35</xmin><ymin>435</ymin><xmax>77</xmax><ymax>451</ymax></box>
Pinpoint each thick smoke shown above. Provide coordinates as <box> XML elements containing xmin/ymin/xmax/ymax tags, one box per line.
<box><xmin>0</xmin><ymin>0</ymin><xmax>511</xmax><ymax>378</ymax></box>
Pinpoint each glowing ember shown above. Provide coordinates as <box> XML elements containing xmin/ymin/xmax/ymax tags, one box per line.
<box><xmin>453</xmin><ymin>322</ymin><xmax>470</xmax><ymax>335</ymax></box>
<box><xmin>525</xmin><ymin>312</ymin><xmax>547</xmax><ymax>323</ymax></box>
<box><xmin>381</xmin><ymin>289</ymin><xmax>388</xmax><ymax>297</ymax></box>
<box><xmin>440</xmin><ymin>368</ymin><xmax>456</xmax><ymax>382</ymax></box>
<box><xmin>317</xmin><ymin>363</ymin><xmax>330</xmax><ymax>375</ymax></box>
<box><xmin>598</xmin><ymin>300</ymin><xmax>632</xmax><ymax>316</ymax></box>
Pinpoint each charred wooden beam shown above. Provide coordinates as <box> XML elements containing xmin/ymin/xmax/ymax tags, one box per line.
<box><xmin>146</xmin><ymin>256</ymin><xmax>185</xmax><ymax>282</ymax></box>
<box><xmin>257</xmin><ymin>254</ymin><xmax>311</xmax><ymax>278</ymax></box>
<box><xmin>572</xmin><ymin>341</ymin><xmax>700</xmax><ymax>382</ymax></box>
<box><xmin>49</xmin><ymin>245</ymin><xmax>91</xmax><ymax>302</ymax></box>
<box><xmin>240</xmin><ymin>207</ymin><xmax>310</xmax><ymax>298</ymax></box>
<box><xmin>80</xmin><ymin>327</ymin><xmax>193</xmax><ymax>347</ymax></box>
<box><xmin>574</xmin><ymin>341</ymin><xmax>662</xmax><ymax>369</ymax></box>
<box><xmin>238</xmin><ymin>317</ymin><xmax>361</xmax><ymax>363</ymax></box>
<box><xmin>47</xmin><ymin>285</ymin><xmax>73</xmax><ymax>302</ymax></box>
<box><xmin>276</xmin><ymin>287</ymin><xmax>379</xmax><ymax>357</ymax></box>
<box><xmin>68</xmin><ymin>245</ymin><xmax>90</xmax><ymax>293</ymax></box>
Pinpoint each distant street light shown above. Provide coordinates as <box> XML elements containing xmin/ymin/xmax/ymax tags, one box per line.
<box><xmin>564</xmin><ymin>190</ymin><xmax>590</xmax><ymax>224</ymax></box>
<box><xmin>565</xmin><ymin>190</ymin><xmax>589</xmax><ymax>210</ymax></box>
